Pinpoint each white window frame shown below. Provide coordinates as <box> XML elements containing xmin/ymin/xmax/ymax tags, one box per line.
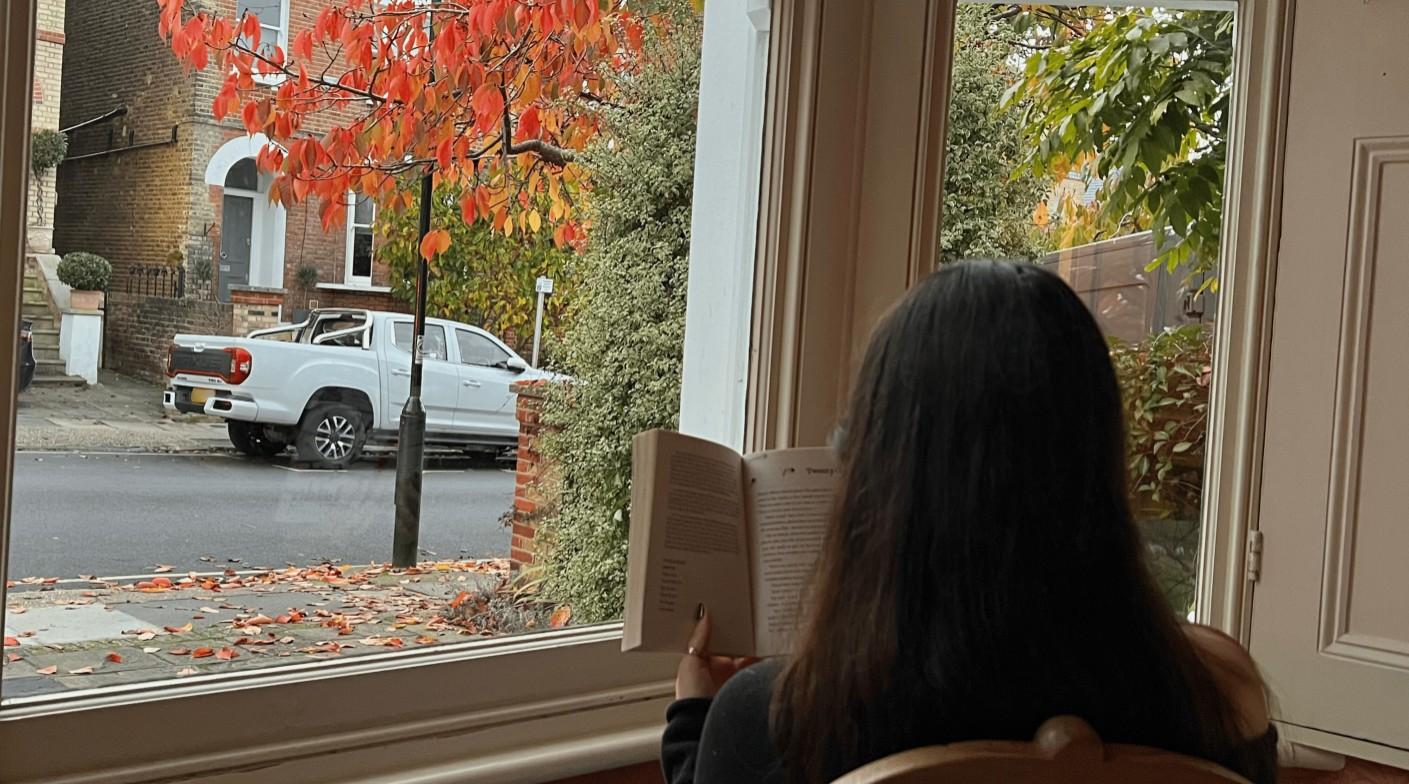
<box><xmin>345</xmin><ymin>191</ymin><xmax>375</xmax><ymax>287</ymax></box>
<box><xmin>0</xmin><ymin>0</ymin><xmax>1309</xmax><ymax>780</ymax></box>
<box><xmin>237</xmin><ymin>0</ymin><xmax>290</xmax><ymax>86</ymax></box>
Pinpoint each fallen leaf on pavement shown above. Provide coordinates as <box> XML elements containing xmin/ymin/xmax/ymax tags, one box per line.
<box><xmin>8</xmin><ymin>606</ymin><xmax>25</xmax><ymax>614</ymax></box>
<box><xmin>192</xmin><ymin>647</ymin><xmax>215</xmax><ymax>658</ymax></box>
<box><xmin>153</xmin><ymin>565</ymin><xmax>174</xmax><ymax>573</ymax></box>
<box><xmin>163</xmin><ymin>624</ymin><xmax>192</xmax><ymax>634</ymax></box>
<box><xmin>215</xmin><ymin>647</ymin><xmax>238</xmax><ymax>660</ymax></box>
<box><xmin>168</xmin><ymin>647</ymin><xmax>191</xmax><ymax>656</ymax></box>
<box><xmin>137</xmin><ymin>631</ymin><xmax>157</xmax><ymax>641</ymax></box>
<box><xmin>176</xmin><ymin>667</ymin><xmax>198</xmax><ymax>677</ymax></box>
<box><xmin>7</xmin><ymin>653</ymin><xmax>21</xmax><ymax>663</ymax></box>
<box><xmin>199</xmin><ymin>607</ymin><xmax>221</xmax><ymax>614</ymax></box>
<box><xmin>105</xmin><ymin>652</ymin><xmax>123</xmax><ymax>664</ymax></box>
<box><xmin>68</xmin><ymin>666</ymin><xmax>94</xmax><ymax>675</ymax></box>
<box><xmin>142</xmin><ymin>647</ymin><xmax>160</xmax><ymax>654</ymax></box>
<box><xmin>548</xmin><ymin>606</ymin><xmax>572</xmax><ymax>629</ymax></box>
<box><xmin>3</xmin><ymin>636</ymin><xmax>18</xmax><ymax>647</ymax></box>
<box><xmin>448</xmin><ymin>591</ymin><xmax>470</xmax><ymax>609</ymax></box>
<box><xmin>36</xmin><ymin>665</ymin><xmax>57</xmax><ymax>675</ymax></box>
<box><xmin>415</xmin><ymin>635</ymin><xmax>437</xmax><ymax>645</ymax></box>
<box><xmin>248</xmin><ymin>614</ymin><xmax>274</xmax><ymax>626</ymax></box>
<box><xmin>152</xmin><ymin>577</ymin><xmax>173</xmax><ymax>588</ymax></box>
<box><xmin>279</xmin><ymin>636</ymin><xmax>295</xmax><ymax>644</ymax></box>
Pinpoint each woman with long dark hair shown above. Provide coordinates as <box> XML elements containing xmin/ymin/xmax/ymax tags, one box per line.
<box><xmin>661</xmin><ymin>260</ymin><xmax>1274</xmax><ymax>783</ymax></box>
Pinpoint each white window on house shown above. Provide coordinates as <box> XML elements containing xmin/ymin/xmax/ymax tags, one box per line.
<box><xmin>236</xmin><ymin>0</ymin><xmax>288</xmax><ymax>61</ymax></box>
<box><xmin>345</xmin><ymin>193</ymin><xmax>375</xmax><ymax>287</ymax></box>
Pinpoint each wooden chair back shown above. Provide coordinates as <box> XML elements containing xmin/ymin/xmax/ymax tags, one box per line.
<box><xmin>831</xmin><ymin>716</ymin><xmax>1251</xmax><ymax>784</ymax></box>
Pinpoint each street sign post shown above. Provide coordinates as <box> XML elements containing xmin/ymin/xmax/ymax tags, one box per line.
<box><xmin>531</xmin><ymin>276</ymin><xmax>553</xmax><ymax>367</ymax></box>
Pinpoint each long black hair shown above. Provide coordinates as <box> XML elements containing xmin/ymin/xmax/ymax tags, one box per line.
<box><xmin>772</xmin><ymin>260</ymin><xmax>1247</xmax><ymax>782</ymax></box>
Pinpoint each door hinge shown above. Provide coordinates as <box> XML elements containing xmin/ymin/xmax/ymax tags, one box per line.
<box><xmin>1246</xmin><ymin>530</ymin><xmax>1265</xmax><ymax>583</ymax></box>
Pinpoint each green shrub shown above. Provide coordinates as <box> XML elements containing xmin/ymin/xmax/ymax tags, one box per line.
<box><xmin>533</xmin><ymin>13</ymin><xmax>702</xmax><ymax>623</ymax></box>
<box><xmin>1109</xmin><ymin>324</ymin><xmax>1212</xmax><ymax>615</ymax></box>
<box><xmin>296</xmin><ymin>264</ymin><xmax>320</xmax><ymax>290</ymax></box>
<box><xmin>57</xmin><ymin>252</ymin><xmax>112</xmax><ymax>292</ymax></box>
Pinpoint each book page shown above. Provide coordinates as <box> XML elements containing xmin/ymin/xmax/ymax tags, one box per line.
<box><xmin>622</xmin><ymin>430</ymin><xmax>756</xmax><ymax>656</ymax></box>
<box><xmin>742</xmin><ymin>448</ymin><xmax>837</xmax><ymax>657</ymax></box>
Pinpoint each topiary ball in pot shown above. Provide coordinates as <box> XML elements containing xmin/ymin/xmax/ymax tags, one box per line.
<box><xmin>57</xmin><ymin>251</ymin><xmax>112</xmax><ymax>310</ymax></box>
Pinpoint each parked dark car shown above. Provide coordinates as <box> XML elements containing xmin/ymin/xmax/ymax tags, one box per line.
<box><xmin>17</xmin><ymin>319</ymin><xmax>35</xmax><ymax>393</ymax></box>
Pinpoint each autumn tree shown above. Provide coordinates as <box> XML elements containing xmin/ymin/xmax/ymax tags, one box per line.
<box><xmin>1002</xmin><ymin>7</ymin><xmax>1234</xmax><ymax>287</ymax></box>
<box><xmin>156</xmin><ymin>0</ymin><xmax>646</xmax><ymax>252</ymax></box>
<box><xmin>377</xmin><ymin>181</ymin><xmax>577</xmax><ymax>351</ymax></box>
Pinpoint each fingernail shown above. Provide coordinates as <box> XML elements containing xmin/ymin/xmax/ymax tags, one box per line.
<box><xmin>695</xmin><ymin>602</ymin><xmax>705</xmax><ymax>620</ymax></box>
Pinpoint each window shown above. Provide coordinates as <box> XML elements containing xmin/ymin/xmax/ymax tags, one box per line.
<box><xmin>345</xmin><ymin>193</ymin><xmax>374</xmax><ymax>286</ymax></box>
<box><xmin>236</xmin><ymin>0</ymin><xmax>287</xmax><ymax>61</ymax></box>
<box><xmin>0</xmin><ymin>0</ymin><xmax>1300</xmax><ymax>779</ymax></box>
<box><xmin>224</xmin><ymin>157</ymin><xmax>259</xmax><ymax>191</ymax></box>
<box><xmin>456</xmin><ymin>329</ymin><xmax>511</xmax><ymax>367</ymax></box>
<box><xmin>392</xmin><ymin>321</ymin><xmax>448</xmax><ymax>361</ymax></box>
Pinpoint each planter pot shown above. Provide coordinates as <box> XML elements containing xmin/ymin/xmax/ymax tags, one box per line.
<box><xmin>70</xmin><ymin>289</ymin><xmax>104</xmax><ymax>311</ymax></box>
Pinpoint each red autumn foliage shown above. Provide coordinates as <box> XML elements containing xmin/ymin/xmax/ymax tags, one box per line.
<box><xmin>155</xmin><ymin>0</ymin><xmax>648</xmax><ymax>257</ymax></box>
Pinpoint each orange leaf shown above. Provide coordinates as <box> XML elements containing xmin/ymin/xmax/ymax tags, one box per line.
<box><xmin>215</xmin><ymin>647</ymin><xmax>239</xmax><ymax>661</ymax></box>
<box><xmin>168</xmin><ymin>647</ymin><xmax>191</xmax><ymax>655</ymax></box>
<box><xmin>448</xmin><ymin>591</ymin><xmax>471</xmax><ymax>609</ymax></box>
<box><xmin>164</xmin><ymin>624</ymin><xmax>192</xmax><ymax>634</ymax></box>
<box><xmin>292</xmin><ymin>29</ymin><xmax>314</xmax><ymax>61</ymax></box>
<box><xmin>548</xmin><ymin>606</ymin><xmax>572</xmax><ymax>628</ymax></box>
<box><xmin>3</xmin><ymin>636</ymin><xmax>18</xmax><ymax>647</ymax></box>
<box><xmin>415</xmin><ymin>635</ymin><xmax>437</xmax><ymax>645</ymax></box>
<box><xmin>248</xmin><ymin>614</ymin><xmax>275</xmax><ymax>626</ymax></box>
<box><xmin>192</xmin><ymin>647</ymin><xmax>215</xmax><ymax>659</ymax></box>
<box><xmin>36</xmin><ymin>665</ymin><xmax>57</xmax><ymax>675</ymax></box>
<box><xmin>6</xmin><ymin>653</ymin><xmax>20</xmax><ymax>663</ymax></box>
<box><xmin>419</xmin><ymin>228</ymin><xmax>452</xmax><ymax>260</ymax></box>
<box><xmin>105</xmin><ymin>652</ymin><xmax>123</xmax><ymax>664</ymax></box>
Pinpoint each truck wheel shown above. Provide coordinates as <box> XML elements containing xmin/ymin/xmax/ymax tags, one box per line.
<box><xmin>228</xmin><ymin>421</ymin><xmax>286</xmax><ymax>458</ymax></box>
<box><xmin>296</xmin><ymin>404</ymin><xmax>366</xmax><ymax>469</ymax></box>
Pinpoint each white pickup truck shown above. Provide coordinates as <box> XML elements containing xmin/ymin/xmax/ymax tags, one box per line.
<box><xmin>163</xmin><ymin>309</ymin><xmax>552</xmax><ymax>468</ymax></box>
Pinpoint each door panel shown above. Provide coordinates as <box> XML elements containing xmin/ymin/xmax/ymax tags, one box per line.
<box><xmin>219</xmin><ymin>195</ymin><xmax>253</xmax><ymax>303</ymax></box>
<box><xmin>452</xmin><ymin>329</ymin><xmax>518</xmax><ymax>436</ymax></box>
<box><xmin>385</xmin><ymin>322</ymin><xmax>459</xmax><ymax>433</ymax></box>
<box><xmin>1250</xmin><ymin>0</ymin><xmax>1409</xmax><ymax>751</ymax></box>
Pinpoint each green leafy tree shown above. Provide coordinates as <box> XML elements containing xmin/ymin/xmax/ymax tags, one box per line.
<box><xmin>940</xmin><ymin>5</ymin><xmax>1051</xmax><ymax>262</ymax></box>
<box><xmin>379</xmin><ymin>185</ymin><xmax>577</xmax><ymax>353</ymax></box>
<box><xmin>534</xmin><ymin>14</ymin><xmax>701</xmax><ymax>622</ymax></box>
<box><xmin>1003</xmin><ymin>8</ymin><xmax>1234</xmax><ymax>288</ymax></box>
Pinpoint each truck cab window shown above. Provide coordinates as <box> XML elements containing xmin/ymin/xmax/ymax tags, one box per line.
<box><xmin>392</xmin><ymin>322</ymin><xmax>448</xmax><ymax>361</ymax></box>
<box><xmin>456</xmin><ymin>329</ymin><xmax>511</xmax><ymax>368</ymax></box>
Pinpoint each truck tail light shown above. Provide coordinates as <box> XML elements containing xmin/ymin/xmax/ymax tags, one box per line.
<box><xmin>166</xmin><ymin>345</ymin><xmax>177</xmax><ymax>377</ymax></box>
<box><xmin>225</xmin><ymin>347</ymin><xmax>252</xmax><ymax>384</ymax></box>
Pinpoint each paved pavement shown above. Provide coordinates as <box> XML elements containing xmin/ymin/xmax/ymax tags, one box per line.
<box><xmin>1</xmin><ymin>561</ymin><xmax>539</xmax><ymax>699</ymax></box>
<box><xmin>16</xmin><ymin>370</ymin><xmax>228</xmax><ymax>452</ymax></box>
<box><xmin>9</xmin><ymin>452</ymin><xmax>515</xmax><ymax>579</ymax></box>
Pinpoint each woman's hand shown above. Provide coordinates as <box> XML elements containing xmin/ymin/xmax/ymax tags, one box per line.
<box><xmin>676</xmin><ymin>605</ymin><xmax>759</xmax><ymax>700</ymax></box>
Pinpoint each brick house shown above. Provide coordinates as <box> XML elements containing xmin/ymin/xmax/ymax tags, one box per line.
<box><xmin>53</xmin><ymin>0</ymin><xmax>406</xmax><ymax>379</ymax></box>
<box><xmin>27</xmin><ymin>0</ymin><xmax>65</xmax><ymax>254</ymax></box>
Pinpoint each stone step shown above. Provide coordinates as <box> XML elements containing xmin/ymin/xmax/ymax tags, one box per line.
<box><xmin>32</xmin><ymin>346</ymin><xmax>60</xmax><ymax>362</ymax></box>
<box><xmin>35</xmin><ymin>357</ymin><xmax>66</xmax><ymax>370</ymax></box>
<box><xmin>21</xmin><ymin>293</ymin><xmax>47</xmax><ymax>306</ymax></box>
<box><xmin>29</xmin><ymin>374</ymin><xmax>86</xmax><ymax>388</ymax></box>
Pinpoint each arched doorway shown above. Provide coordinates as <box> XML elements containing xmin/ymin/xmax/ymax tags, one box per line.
<box><xmin>204</xmin><ymin>135</ymin><xmax>287</xmax><ymax>301</ymax></box>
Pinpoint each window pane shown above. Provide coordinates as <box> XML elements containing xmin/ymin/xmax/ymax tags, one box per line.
<box><xmin>353</xmin><ymin>194</ymin><xmax>375</xmax><ymax>227</ymax></box>
<box><xmin>4</xmin><ymin>0</ymin><xmax>722</xmax><ymax>702</ymax></box>
<box><xmin>456</xmin><ymin>329</ymin><xmax>510</xmax><ymax>367</ymax></box>
<box><xmin>941</xmin><ymin>3</ymin><xmax>1235</xmax><ymax>617</ymax></box>
<box><xmin>352</xmin><ymin>229</ymin><xmax>373</xmax><ymax>278</ymax></box>
<box><xmin>224</xmin><ymin>158</ymin><xmax>259</xmax><ymax>190</ymax></box>
<box><xmin>392</xmin><ymin>322</ymin><xmax>447</xmax><ymax>361</ymax></box>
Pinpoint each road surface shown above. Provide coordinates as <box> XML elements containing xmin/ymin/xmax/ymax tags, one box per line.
<box><xmin>8</xmin><ymin>452</ymin><xmax>515</xmax><ymax>579</ymax></box>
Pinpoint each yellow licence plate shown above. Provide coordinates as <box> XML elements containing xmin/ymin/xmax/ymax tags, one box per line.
<box><xmin>190</xmin><ymin>388</ymin><xmax>213</xmax><ymax>405</ymax></box>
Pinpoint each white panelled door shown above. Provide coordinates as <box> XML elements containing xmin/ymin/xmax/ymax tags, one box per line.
<box><xmin>1250</xmin><ymin>0</ymin><xmax>1409</xmax><ymax>753</ymax></box>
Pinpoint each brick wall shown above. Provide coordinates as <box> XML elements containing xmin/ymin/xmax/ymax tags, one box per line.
<box><xmin>28</xmin><ymin>0</ymin><xmax>66</xmax><ymax>248</ymax></box>
<box><xmin>55</xmin><ymin>0</ymin><xmax>195</xmax><ymax>277</ymax></box>
<box><xmin>231</xmin><ymin>287</ymin><xmax>286</xmax><ymax>336</ymax></box>
<box><xmin>104</xmin><ymin>291</ymin><xmax>232</xmax><ymax>380</ymax></box>
<box><xmin>510</xmin><ymin>380</ymin><xmax>555</xmax><ymax>568</ymax></box>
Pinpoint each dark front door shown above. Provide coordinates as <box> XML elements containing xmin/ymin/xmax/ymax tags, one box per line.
<box><xmin>219</xmin><ymin>194</ymin><xmax>253</xmax><ymax>302</ymax></box>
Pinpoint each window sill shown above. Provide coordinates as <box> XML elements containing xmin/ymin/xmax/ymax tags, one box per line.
<box><xmin>317</xmin><ymin>282</ymin><xmax>393</xmax><ymax>294</ymax></box>
<box><xmin>0</xmin><ymin>623</ymin><xmax>677</xmax><ymax>783</ymax></box>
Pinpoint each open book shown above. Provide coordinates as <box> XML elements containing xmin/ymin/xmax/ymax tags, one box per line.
<box><xmin>622</xmin><ymin>429</ymin><xmax>838</xmax><ymax>658</ymax></box>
